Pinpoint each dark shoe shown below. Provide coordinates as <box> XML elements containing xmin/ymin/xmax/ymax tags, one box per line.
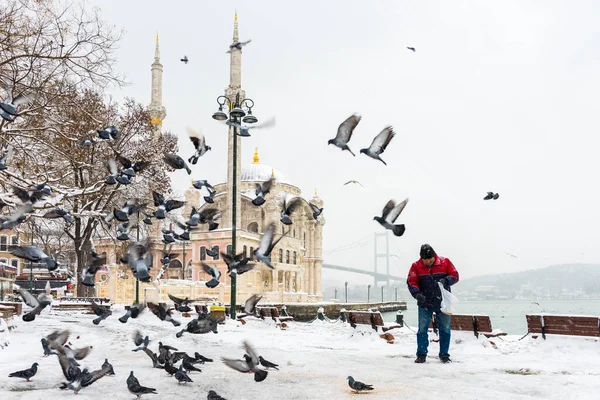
<box><xmin>415</xmin><ymin>355</ymin><xmax>426</xmax><ymax>363</ymax></box>
<box><xmin>440</xmin><ymin>357</ymin><xmax>452</xmax><ymax>363</ymax></box>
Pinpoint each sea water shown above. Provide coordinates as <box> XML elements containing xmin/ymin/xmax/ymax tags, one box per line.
<box><xmin>382</xmin><ymin>299</ymin><xmax>600</xmax><ymax>335</ymax></box>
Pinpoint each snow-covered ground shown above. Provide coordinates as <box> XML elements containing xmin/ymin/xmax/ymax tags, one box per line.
<box><xmin>1</xmin><ymin>306</ymin><xmax>599</xmax><ymax>399</ymax></box>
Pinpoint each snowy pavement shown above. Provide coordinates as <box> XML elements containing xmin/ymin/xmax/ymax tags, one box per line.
<box><xmin>1</xmin><ymin>306</ymin><xmax>599</xmax><ymax>399</ymax></box>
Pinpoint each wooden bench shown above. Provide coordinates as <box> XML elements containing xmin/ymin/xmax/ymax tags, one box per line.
<box><xmin>525</xmin><ymin>314</ymin><xmax>600</xmax><ymax>339</ymax></box>
<box><xmin>58</xmin><ymin>297</ymin><xmax>110</xmax><ymax>304</ymax></box>
<box><xmin>0</xmin><ymin>302</ymin><xmax>22</xmax><ymax>315</ymax></box>
<box><xmin>257</xmin><ymin>307</ymin><xmax>294</xmax><ymax>323</ymax></box>
<box><xmin>429</xmin><ymin>314</ymin><xmax>505</xmax><ymax>338</ymax></box>
<box><xmin>194</xmin><ymin>305</ymin><xmax>209</xmax><ymax>315</ymax></box>
<box><xmin>343</xmin><ymin>310</ymin><xmax>385</xmax><ymax>332</ymax></box>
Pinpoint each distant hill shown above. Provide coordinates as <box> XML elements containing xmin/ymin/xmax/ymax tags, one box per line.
<box><xmin>453</xmin><ymin>263</ymin><xmax>600</xmax><ymax>299</ymax></box>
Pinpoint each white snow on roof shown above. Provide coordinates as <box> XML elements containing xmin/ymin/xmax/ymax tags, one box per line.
<box><xmin>240</xmin><ymin>163</ymin><xmax>287</xmax><ymax>183</ymax></box>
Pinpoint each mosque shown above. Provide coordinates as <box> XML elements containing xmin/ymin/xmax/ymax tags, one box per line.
<box><xmin>94</xmin><ymin>14</ymin><xmax>324</xmax><ymax>304</ymax></box>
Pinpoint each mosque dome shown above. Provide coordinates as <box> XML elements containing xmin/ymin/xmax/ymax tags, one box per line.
<box><xmin>240</xmin><ymin>148</ymin><xmax>287</xmax><ymax>183</ymax></box>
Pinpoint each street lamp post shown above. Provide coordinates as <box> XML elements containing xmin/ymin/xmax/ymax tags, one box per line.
<box><xmin>367</xmin><ymin>284</ymin><xmax>371</xmax><ymax>303</ymax></box>
<box><xmin>212</xmin><ymin>92</ymin><xmax>257</xmax><ymax>320</ymax></box>
<box><xmin>345</xmin><ymin>281</ymin><xmax>348</xmax><ymax>303</ymax></box>
<box><xmin>381</xmin><ymin>285</ymin><xmax>384</xmax><ymax>302</ymax></box>
<box><xmin>135</xmin><ymin>208</ymin><xmax>140</xmax><ymax>304</ymax></box>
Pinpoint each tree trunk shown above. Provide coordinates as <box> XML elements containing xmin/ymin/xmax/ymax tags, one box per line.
<box><xmin>75</xmin><ymin>241</ymin><xmax>95</xmax><ymax>297</ymax></box>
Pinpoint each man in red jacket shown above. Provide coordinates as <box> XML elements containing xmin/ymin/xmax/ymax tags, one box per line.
<box><xmin>407</xmin><ymin>244</ymin><xmax>459</xmax><ymax>363</ymax></box>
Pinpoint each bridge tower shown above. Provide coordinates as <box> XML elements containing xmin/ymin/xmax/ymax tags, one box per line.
<box><xmin>373</xmin><ymin>232</ymin><xmax>390</xmax><ymax>287</ymax></box>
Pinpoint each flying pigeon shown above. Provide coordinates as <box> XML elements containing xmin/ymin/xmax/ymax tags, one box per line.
<box><xmin>407</xmin><ymin>46</ymin><xmax>416</xmax><ymax>52</ymax></box>
<box><xmin>152</xmin><ymin>191</ymin><xmax>185</xmax><ymax>219</ymax></box>
<box><xmin>347</xmin><ymin>376</ymin><xmax>374</xmax><ymax>393</ymax></box>
<box><xmin>142</xmin><ymin>347</ymin><xmax>164</xmax><ymax>369</ymax></box>
<box><xmin>60</xmin><ymin>367</ymin><xmax>110</xmax><ymax>394</ymax></box>
<box><xmin>360</xmin><ymin>126</ymin><xmax>395</xmax><ymax>165</ymax></box>
<box><xmin>227</xmin><ymin>39</ymin><xmax>251</xmax><ymax>53</ymax></box>
<box><xmin>119</xmin><ymin>303</ymin><xmax>146</xmax><ymax>323</ymax></box>
<box><xmin>0</xmin><ymin>91</ymin><xmax>33</xmax><ymax>118</ymax></box>
<box><xmin>186</xmin><ymin>207</ymin><xmax>201</xmax><ymax>227</ymax></box>
<box><xmin>10</xmin><ymin>245</ymin><xmax>57</xmax><ymax>271</ymax></box>
<box><xmin>79</xmin><ymin>138</ymin><xmax>96</xmax><ymax>146</ymax></box>
<box><xmin>328</xmin><ymin>114</ymin><xmax>361</xmax><ymax>156</ymax></box>
<box><xmin>253</xmin><ymin>222</ymin><xmax>287</xmax><ymax>268</ymax></box>
<box><xmin>226</xmin><ymin>116</ymin><xmax>276</xmax><ymax>137</ymax></box>
<box><xmin>126</xmin><ymin>241</ymin><xmax>153</xmax><ymax>282</ymax></box>
<box><xmin>164</xmin><ymin>153</ymin><xmax>191</xmax><ymax>174</ymax></box>
<box><xmin>201</xmin><ymin>263</ymin><xmax>221</xmax><ymax>288</ymax></box>
<box><xmin>0</xmin><ymin>203</ymin><xmax>33</xmax><ymax>230</ymax></box>
<box><xmin>204</xmin><ymin>187</ymin><xmax>216</xmax><ymax>204</ymax></box>
<box><xmin>160</xmin><ymin>246</ymin><xmax>178</xmax><ymax>265</ymax></box>
<box><xmin>11</xmin><ymin>184</ymin><xmax>51</xmax><ymax>205</ymax></box>
<box><xmin>127</xmin><ymin>371</ymin><xmax>157</xmax><ymax>399</ymax></box>
<box><xmin>344</xmin><ymin>180</ymin><xmax>364</xmax><ymax>187</ymax></box>
<box><xmin>373</xmin><ymin>198</ymin><xmax>409</xmax><ymax>237</ymax></box>
<box><xmin>258</xmin><ymin>356</ymin><xmax>279</xmax><ymax>370</ymax></box>
<box><xmin>91</xmin><ymin>301</ymin><xmax>112</xmax><ymax>325</ymax></box>
<box><xmin>18</xmin><ymin>289</ymin><xmax>52</xmax><ymax>322</ymax></box>
<box><xmin>41</xmin><ymin>329</ymin><xmax>70</xmax><ymax>357</ymax></box>
<box><xmin>43</xmin><ymin>209</ymin><xmax>74</xmax><ymax>224</ymax></box>
<box><xmin>168</xmin><ymin>294</ymin><xmax>192</xmax><ymax>309</ymax></box>
<box><xmin>309</xmin><ymin>202</ymin><xmax>323</xmax><ymax>220</ymax></box>
<box><xmin>222</xmin><ymin>252</ymin><xmax>255</xmax><ymax>277</ymax></box>
<box><xmin>148</xmin><ymin>302</ymin><xmax>181</xmax><ymax>326</ymax></box>
<box><xmin>221</xmin><ymin>341</ymin><xmax>268</xmax><ymax>382</ymax></box>
<box><xmin>242</xmin><ymin>294</ymin><xmax>262</xmax><ymax>315</ymax></box>
<box><xmin>483</xmin><ymin>192</ymin><xmax>500</xmax><ymax>200</ymax></box>
<box><xmin>280</xmin><ymin>196</ymin><xmax>303</xmax><ymax>225</ymax></box>
<box><xmin>81</xmin><ymin>251</ymin><xmax>107</xmax><ymax>287</ymax></box>
<box><xmin>205</xmin><ymin>246</ymin><xmax>219</xmax><ymax>258</ymax></box>
<box><xmin>192</xmin><ymin>179</ymin><xmax>214</xmax><ymax>191</ymax></box>
<box><xmin>180</xmin><ymin>55</ymin><xmax>189</xmax><ymax>64</ymax></box>
<box><xmin>114</xmin><ymin>200</ymin><xmax>146</xmax><ymax>223</ymax></box>
<box><xmin>505</xmin><ymin>252</ymin><xmax>518</xmax><ymax>258</ymax></box>
<box><xmin>8</xmin><ymin>362</ymin><xmax>39</xmax><ymax>381</ymax></box>
<box><xmin>97</xmin><ymin>125</ymin><xmax>120</xmax><ymax>140</ymax></box>
<box><xmin>104</xmin><ymin>158</ymin><xmax>119</xmax><ymax>185</ymax></box>
<box><xmin>198</xmin><ymin>208</ymin><xmax>221</xmax><ymax>231</ymax></box>
<box><xmin>187</xmin><ymin>128</ymin><xmax>211</xmax><ymax>165</ymax></box>
<box><xmin>116</xmin><ymin>222</ymin><xmax>135</xmax><ymax>241</ymax></box>
<box><xmin>132</xmin><ymin>330</ymin><xmax>150</xmax><ymax>352</ymax></box>
<box><xmin>252</xmin><ymin>177</ymin><xmax>275</xmax><ymax>206</ymax></box>
<box><xmin>176</xmin><ymin>313</ymin><xmax>224</xmax><ymax>338</ymax></box>
<box><xmin>116</xmin><ymin>154</ymin><xmax>150</xmax><ymax>177</ymax></box>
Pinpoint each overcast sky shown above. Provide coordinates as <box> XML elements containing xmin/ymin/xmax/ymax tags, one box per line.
<box><xmin>87</xmin><ymin>0</ymin><xmax>600</xmax><ymax>286</ymax></box>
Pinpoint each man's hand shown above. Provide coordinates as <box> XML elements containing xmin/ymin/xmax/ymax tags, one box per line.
<box><xmin>416</xmin><ymin>293</ymin><xmax>426</xmax><ymax>308</ymax></box>
<box><xmin>439</xmin><ymin>278</ymin><xmax>449</xmax><ymax>290</ymax></box>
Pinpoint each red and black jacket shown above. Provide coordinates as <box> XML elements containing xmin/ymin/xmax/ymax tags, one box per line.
<box><xmin>406</xmin><ymin>256</ymin><xmax>459</xmax><ymax>309</ymax></box>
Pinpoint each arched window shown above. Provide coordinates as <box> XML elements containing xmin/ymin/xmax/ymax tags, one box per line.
<box><xmin>285</xmin><ymin>250</ymin><xmax>290</xmax><ymax>264</ymax></box>
<box><xmin>278</xmin><ymin>249</ymin><xmax>283</xmax><ymax>263</ymax></box>
<box><xmin>243</xmin><ymin>245</ymin><xmax>247</xmax><ymax>258</ymax></box>
<box><xmin>247</xmin><ymin>222</ymin><xmax>258</xmax><ymax>233</ymax></box>
<box><xmin>293</xmin><ymin>251</ymin><xmax>297</xmax><ymax>264</ymax></box>
<box><xmin>200</xmin><ymin>246</ymin><xmax>206</xmax><ymax>261</ymax></box>
<box><xmin>212</xmin><ymin>246</ymin><xmax>220</xmax><ymax>260</ymax></box>
<box><xmin>227</xmin><ymin>245</ymin><xmax>233</xmax><ymax>256</ymax></box>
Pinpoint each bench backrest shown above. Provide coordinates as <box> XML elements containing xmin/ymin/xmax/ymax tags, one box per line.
<box><xmin>257</xmin><ymin>307</ymin><xmax>280</xmax><ymax>319</ymax></box>
<box><xmin>344</xmin><ymin>311</ymin><xmax>385</xmax><ymax>326</ymax></box>
<box><xmin>526</xmin><ymin>314</ymin><xmax>600</xmax><ymax>337</ymax></box>
<box><xmin>429</xmin><ymin>314</ymin><xmax>493</xmax><ymax>337</ymax></box>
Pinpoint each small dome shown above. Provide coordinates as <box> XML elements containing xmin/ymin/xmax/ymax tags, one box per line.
<box><xmin>241</xmin><ymin>163</ymin><xmax>287</xmax><ymax>183</ymax></box>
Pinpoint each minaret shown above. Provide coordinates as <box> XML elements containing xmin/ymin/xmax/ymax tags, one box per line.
<box><xmin>225</xmin><ymin>12</ymin><xmax>246</xmax><ymax>229</ymax></box>
<box><xmin>148</xmin><ymin>34</ymin><xmax>167</xmax><ymax>140</ymax></box>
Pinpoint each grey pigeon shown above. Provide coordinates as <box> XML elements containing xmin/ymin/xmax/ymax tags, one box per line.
<box><xmin>182</xmin><ymin>358</ymin><xmax>202</xmax><ymax>373</ymax></box>
<box><xmin>119</xmin><ymin>303</ymin><xmax>146</xmax><ymax>323</ymax></box>
<box><xmin>186</xmin><ymin>207</ymin><xmax>201</xmax><ymax>227</ymax></box>
<box><xmin>252</xmin><ymin>177</ymin><xmax>275</xmax><ymax>206</ymax></box>
<box><xmin>226</xmin><ymin>39</ymin><xmax>251</xmax><ymax>53</ymax></box>
<box><xmin>176</xmin><ymin>314</ymin><xmax>224</xmax><ymax>338</ymax></box>
<box><xmin>126</xmin><ymin>241</ymin><xmax>153</xmax><ymax>281</ymax></box>
<box><xmin>328</xmin><ymin>114</ymin><xmax>361</xmax><ymax>156</ymax></box>
<box><xmin>102</xmin><ymin>359</ymin><xmax>115</xmax><ymax>375</ymax></box>
<box><xmin>164</xmin><ymin>153</ymin><xmax>191</xmax><ymax>174</ymax></box>
<box><xmin>221</xmin><ymin>341</ymin><xmax>268</xmax><ymax>382</ymax></box>
<box><xmin>104</xmin><ymin>158</ymin><xmax>119</xmax><ymax>185</ymax></box>
<box><xmin>0</xmin><ymin>203</ymin><xmax>33</xmax><ymax>230</ymax></box>
<box><xmin>258</xmin><ymin>355</ymin><xmax>279</xmax><ymax>370</ymax></box>
<box><xmin>203</xmin><ymin>187</ymin><xmax>216</xmax><ymax>204</ymax></box>
<box><xmin>347</xmin><ymin>376</ymin><xmax>374</xmax><ymax>393</ymax></box>
<box><xmin>60</xmin><ymin>367</ymin><xmax>110</xmax><ymax>394</ymax></box>
<box><xmin>483</xmin><ymin>192</ymin><xmax>500</xmax><ymax>200</ymax></box>
<box><xmin>8</xmin><ymin>362</ymin><xmax>39</xmax><ymax>381</ymax></box>
<box><xmin>344</xmin><ymin>180</ymin><xmax>364</xmax><ymax>187</ymax></box>
<box><xmin>201</xmin><ymin>263</ymin><xmax>221</xmax><ymax>288</ymax></box>
<box><xmin>242</xmin><ymin>294</ymin><xmax>262</xmax><ymax>315</ymax></box>
<box><xmin>174</xmin><ymin>365</ymin><xmax>193</xmax><ymax>383</ymax></box>
<box><xmin>97</xmin><ymin>125</ymin><xmax>120</xmax><ymax>140</ymax></box>
<box><xmin>81</xmin><ymin>251</ymin><xmax>107</xmax><ymax>287</ymax></box>
<box><xmin>43</xmin><ymin>208</ymin><xmax>73</xmax><ymax>224</ymax></box>
<box><xmin>192</xmin><ymin>179</ymin><xmax>214</xmax><ymax>191</ymax></box>
<box><xmin>207</xmin><ymin>390</ymin><xmax>227</xmax><ymax>400</ymax></box>
<box><xmin>253</xmin><ymin>223</ymin><xmax>287</xmax><ymax>268</ymax></box>
<box><xmin>148</xmin><ymin>302</ymin><xmax>180</xmax><ymax>326</ymax></box>
<box><xmin>142</xmin><ymin>348</ymin><xmax>164</xmax><ymax>369</ymax></box>
<box><xmin>127</xmin><ymin>371</ymin><xmax>157</xmax><ymax>399</ymax></box>
<box><xmin>91</xmin><ymin>301</ymin><xmax>112</xmax><ymax>325</ymax></box>
<box><xmin>181</xmin><ymin>55</ymin><xmax>189</xmax><ymax>64</ymax></box>
<box><xmin>160</xmin><ymin>246</ymin><xmax>178</xmax><ymax>265</ymax></box>
<box><xmin>205</xmin><ymin>246</ymin><xmax>219</xmax><ymax>258</ymax></box>
<box><xmin>373</xmin><ymin>198</ymin><xmax>409</xmax><ymax>237</ymax></box>
<box><xmin>0</xmin><ymin>92</ymin><xmax>32</xmax><ymax>118</ymax></box>
<box><xmin>168</xmin><ymin>293</ymin><xmax>192</xmax><ymax>308</ymax></box>
<box><xmin>360</xmin><ymin>126</ymin><xmax>395</xmax><ymax>165</ymax></box>
<box><xmin>194</xmin><ymin>352</ymin><xmax>213</xmax><ymax>363</ymax></box>
<box><xmin>187</xmin><ymin>128</ymin><xmax>211</xmax><ymax>165</ymax></box>
<box><xmin>19</xmin><ymin>288</ymin><xmax>51</xmax><ymax>321</ymax></box>
<box><xmin>158</xmin><ymin>342</ymin><xmax>178</xmax><ymax>364</ymax></box>
<box><xmin>79</xmin><ymin>138</ymin><xmax>96</xmax><ymax>146</ymax></box>
<box><xmin>222</xmin><ymin>251</ymin><xmax>255</xmax><ymax>277</ymax></box>
<box><xmin>164</xmin><ymin>362</ymin><xmax>178</xmax><ymax>376</ymax></box>
<box><xmin>280</xmin><ymin>196</ymin><xmax>303</xmax><ymax>225</ymax></box>
<box><xmin>198</xmin><ymin>208</ymin><xmax>221</xmax><ymax>231</ymax></box>
<box><xmin>0</xmin><ymin>146</ymin><xmax>13</xmax><ymax>170</ymax></box>
<box><xmin>226</xmin><ymin>116</ymin><xmax>276</xmax><ymax>137</ymax></box>
<box><xmin>152</xmin><ymin>191</ymin><xmax>185</xmax><ymax>219</ymax></box>
<box><xmin>132</xmin><ymin>330</ymin><xmax>150</xmax><ymax>352</ymax></box>
<box><xmin>309</xmin><ymin>203</ymin><xmax>323</xmax><ymax>220</ymax></box>
<box><xmin>407</xmin><ymin>46</ymin><xmax>416</xmax><ymax>52</ymax></box>
<box><xmin>116</xmin><ymin>222</ymin><xmax>135</xmax><ymax>241</ymax></box>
